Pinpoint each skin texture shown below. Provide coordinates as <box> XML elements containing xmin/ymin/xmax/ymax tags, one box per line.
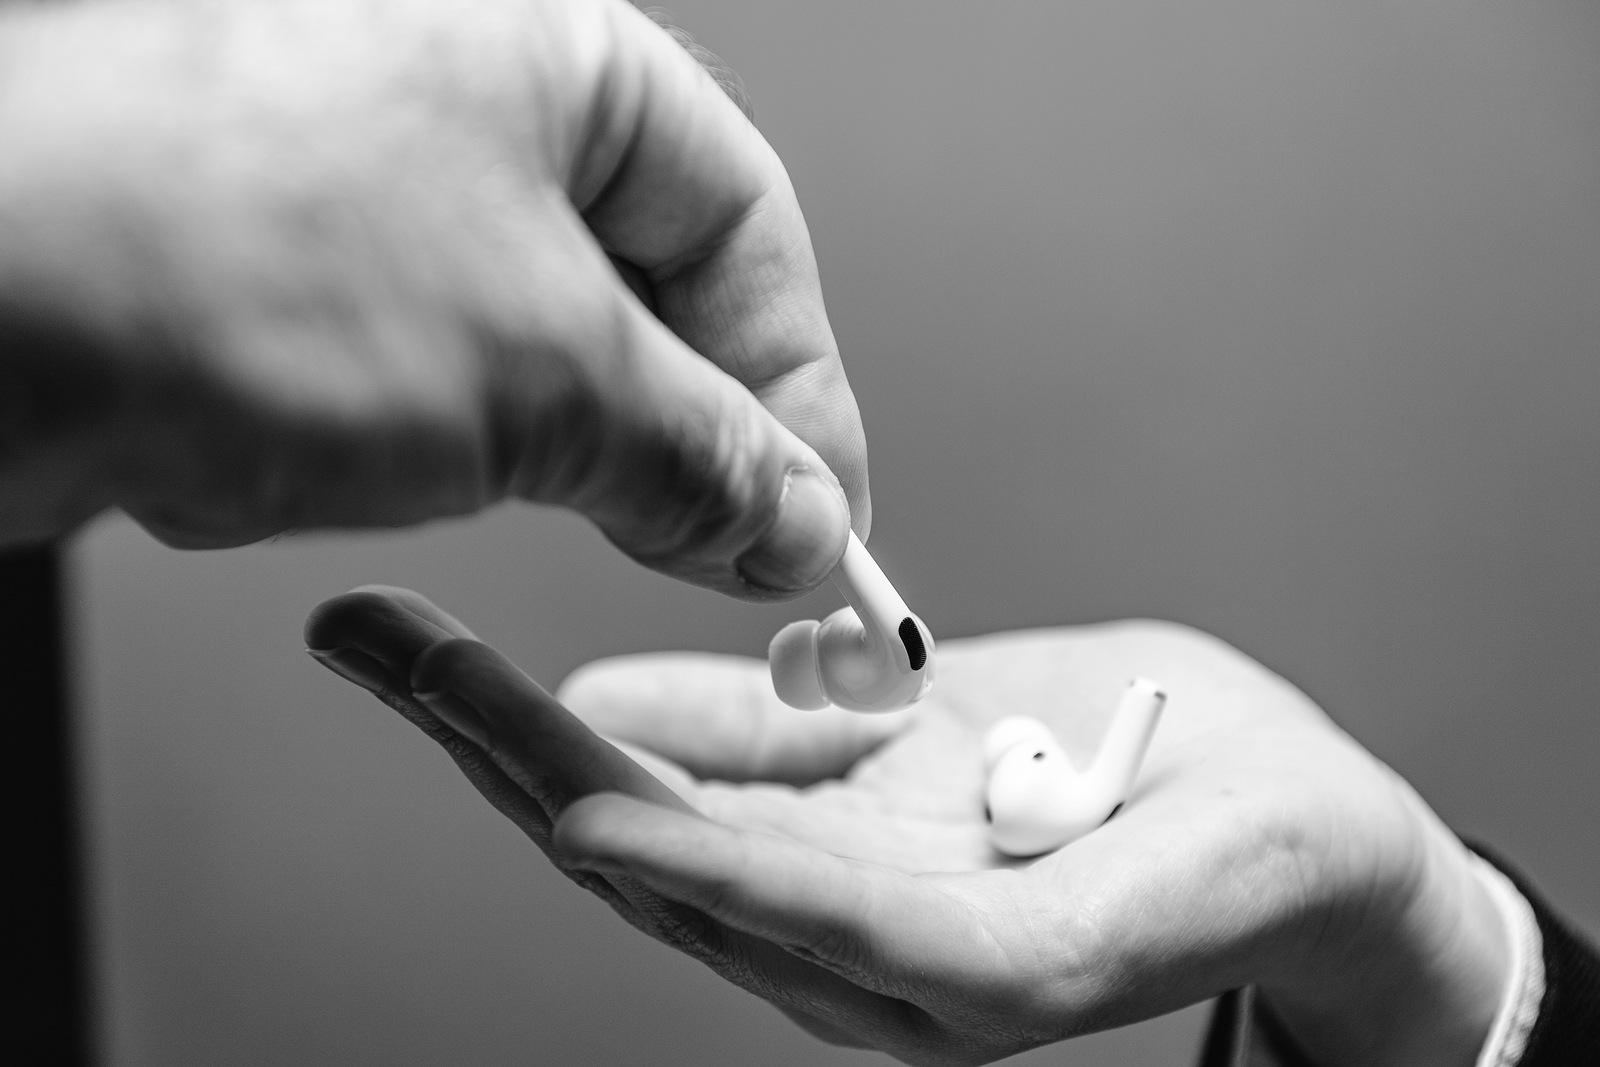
<box><xmin>305</xmin><ymin>586</ymin><xmax>1509</xmax><ymax>1067</ymax></box>
<box><xmin>0</xmin><ymin>0</ymin><xmax>866</xmax><ymax>597</ymax></box>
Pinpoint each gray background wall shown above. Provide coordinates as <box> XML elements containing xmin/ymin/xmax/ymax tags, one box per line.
<box><xmin>76</xmin><ymin>0</ymin><xmax>1600</xmax><ymax>1063</ymax></box>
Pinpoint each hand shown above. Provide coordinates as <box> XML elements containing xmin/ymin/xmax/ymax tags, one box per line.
<box><xmin>0</xmin><ymin>0</ymin><xmax>864</xmax><ymax>598</ymax></box>
<box><xmin>305</xmin><ymin>588</ymin><xmax>1509</xmax><ymax>1066</ymax></box>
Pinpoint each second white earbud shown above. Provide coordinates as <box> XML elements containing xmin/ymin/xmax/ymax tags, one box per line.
<box><xmin>983</xmin><ymin>677</ymin><xmax>1166</xmax><ymax>857</ymax></box>
<box><xmin>768</xmin><ymin>532</ymin><xmax>935</xmax><ymax>712</ymax></box>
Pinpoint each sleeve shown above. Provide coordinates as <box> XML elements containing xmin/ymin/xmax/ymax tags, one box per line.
<box><xmin>1472</xmin><ymin>844</ymin><xmax>1600</xmax><ymax>1065</ymax></box>
<box><xmin>1193</xmin><ymin>987</ymin><xmax>1314</xmax><ymax>1067</ymax></box>
<box><xmin>1196</xmin><ymin>845</ymin><xmax>1599</xmax><ymax>1067</ymax></box>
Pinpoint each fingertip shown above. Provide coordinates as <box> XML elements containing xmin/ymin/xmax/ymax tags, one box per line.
<box><xmin>303</xmin><ymin>591</ymin><xmax>369</xmax><ymax>650</ymax></box>
<box><xmin>551</xmin><ymin>791</ymin><xmax>624</xmax><ymax>855</ymax></box>
<box><xmin>303</xmin><ymin>588</ymin><xmax>439</xmax><ymax>652</ymax></box>
<box><xmin>554</xmin><ymin>792</ymin><xmax>688</xmax><ymax>868</ymax></box>
<box><xmin>305</xmin><ymin>590</ymin><xmax>474</xmax><ymax>708</ymax></box>
<box><xmin>733</xmin><ymin>464</ymin><xmax>851</xmax><ymax>596</ymax></box>
<box><xmin>349</xmin><ymin>585</ymin><xmax>479</xmax><ymax>639</ymax></box>
<box><xmin>552</xmin><ymin>656</ymin><xmax>628</xmax><ymax>710</ymax></box>
<box><xmin>409</xmin><ymin>636</ymin><xmax>505</xmax><ymax>697</ymax></box>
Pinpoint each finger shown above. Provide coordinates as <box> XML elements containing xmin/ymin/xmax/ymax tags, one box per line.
<box><xmin>554</xmin><ymin>793</ymin><xmax>1009</xmax><ymax>1009</ymax></box>
<box><xmin>302</xmin><ymin>588</ymin><xmax>574</xmax><ymax>863</ymax></box>
<box><xmin>302</xmin><ymin>588</ymin><xmax>678</xmax><ymax>833</ymax></box>
<box><xmin>332</xmin><ymin>584</ymin><xmax>480</xmax><ymax>641</ymax></box>
<box><xmin>408</xmin><ymin>638</ymin><xmax>696</xmax><ymax>819</ymax></box>
<box><xmin>570</xmin><ymin>1</ymin><xmax>870</xmax><ymax>536</ymax></box>
<box><xmin>639</xmin><ymin>9</ymin><xmax>754</xmax><ymax>122</ymax></box>
<box><xmin>557</xmin><ymin>652</ymin><xmax>910</xmax><ymax>785</ymax></box>
<box><xmin>490</xmin><ymin>192</ymin><xmax>854</xmax><ymax>599</ymax></box>
<box><xmin>308</xmin><ymin>596</ymin><xmax>719</xmax><ymax>959</ymax></box>
<box><xmin>303</xmin><ymin>589</ymin><xmax>702</xmax><ymax>959</ymax></box>
<box><xmin>306</xmin><ymin>592</ymin><xmax>928</xmax><ymax>1048</ymax></box>
<box><xmin>688</xmin><ymin>780</ymin><xmax>995</xmax><ymax>874</ymax></box>
<box><xmin>303</xmin><ymin>585</ymin><xmax>476</xmax><ymax>696</ymax></box>
<box><xmin>603</xmin><ymin>736</ymin><xmax>699</xmax><ymax>807</ymax></box>
<box><xmin>306</xmin><ymin>596</ymin><xmax>915</xmax><ymax>1043</ymax></box>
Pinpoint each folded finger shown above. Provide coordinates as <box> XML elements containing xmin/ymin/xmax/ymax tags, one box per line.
<box><xmin>604</xmin><ymin>736</ymin><xmax>699</xmax><ymax>807</ymax></box>
<box><xmin>558</xmin><ymin>653</ymin><xmax>910</xmax><ymax>785</ymax></box>
<box><xmin>690</xmin><ymin>781</ymin><xmax>994</xmax><ymax>874</ymax></box>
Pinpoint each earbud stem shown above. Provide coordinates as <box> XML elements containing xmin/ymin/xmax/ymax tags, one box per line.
<box><xmin>768</xmin><ymin>532</ymin><xmax>934</xmax><ymax>711</ymax></box>
<box><xmin>831</xmin><ymin>532</ymin><xmax>911</xmax><ymax>659</ymax></box>
<box><xmin>1094</xmin><ymin>678</ymin><xmax>1165</xmax><ymax>794</ymax></box>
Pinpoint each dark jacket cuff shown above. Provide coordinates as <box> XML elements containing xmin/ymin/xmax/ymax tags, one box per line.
<box><xmin>1469</xmin><ymin>843</ymin><xmax>1600</xmax><ymax>1066</ymax></box>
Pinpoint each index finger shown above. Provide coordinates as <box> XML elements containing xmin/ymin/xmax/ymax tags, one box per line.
<box><xmin>573</xmin><ymin>2</ymin><xmax>870</xmax><ymax>533</ymax></box>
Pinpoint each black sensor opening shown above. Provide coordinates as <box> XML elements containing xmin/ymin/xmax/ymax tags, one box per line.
<box><xmin>898</xmin><ymin>617</ymin><xmax>927</xmax><ymax>671</ymax></box>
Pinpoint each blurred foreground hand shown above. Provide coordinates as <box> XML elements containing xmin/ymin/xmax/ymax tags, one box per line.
<box><xmin>305</xmin><ymin>587</ymin><xmax>1506</xmax><ymax>1066</ymax></box>
<box><xmin>0</xmin><ymin>0</ymin><xmax>865</xmax><ymax>598</ymax></box>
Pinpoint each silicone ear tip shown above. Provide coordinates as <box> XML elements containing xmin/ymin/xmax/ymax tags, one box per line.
<box><xmin>769</xmin><ymin>619</ymin><xmax>830</xmax><ymax>710</ymax></box>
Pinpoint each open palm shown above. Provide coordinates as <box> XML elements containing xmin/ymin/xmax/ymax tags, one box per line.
<box><xmin>305</xmin><ymin>587</ymin><xmax>1503</xmax><ymax>1066</ymax></box>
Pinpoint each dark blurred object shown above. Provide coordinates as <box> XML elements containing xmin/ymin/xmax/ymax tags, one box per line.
<box><xmin>0</xmin><ymin>545</ymin><xmax>91</xmax><ymax>1064</ymax></box>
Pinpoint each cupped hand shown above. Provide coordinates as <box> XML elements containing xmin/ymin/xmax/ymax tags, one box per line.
<box><xmin>0</xmin><ymin>0</ymin><xmax>863</xmax><ymax>597</ymax></box>
<box><xmin>305</xmin><ymin>588</ymin><xmax>1507</xmax><ymax>1066</ymax></box>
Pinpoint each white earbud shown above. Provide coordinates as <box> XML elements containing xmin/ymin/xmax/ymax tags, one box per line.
<box><xmin>983</xmin><ymin>677</ymin><xmax>1166</xmax><ymax>857</ymax></box>
<box><xmin>768</xmin><ymin>532</ymin><xmax>935</xmax><ymax>712</ymax></box>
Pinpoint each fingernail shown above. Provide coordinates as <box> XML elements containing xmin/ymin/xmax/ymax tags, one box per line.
<box><xmin>736</xmin><ymin>466</ymin><xmax>850</xmax><ymax>593</ymax></box>
<box><xmin>307</xmin><ymin>647</ymin><xmax>393</xmax><ymax>694</ymax></box>
<box><xmin>413</xmin><ymin>689</ymin><xmax>494</xmax><ymax>750</ymax></box>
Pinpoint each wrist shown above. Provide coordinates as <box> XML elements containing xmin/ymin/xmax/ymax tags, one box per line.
<box><xmin>1258</xmin><ymin>783</ymin><xmax>1509</xmax><ymax>1066</ymax></box>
